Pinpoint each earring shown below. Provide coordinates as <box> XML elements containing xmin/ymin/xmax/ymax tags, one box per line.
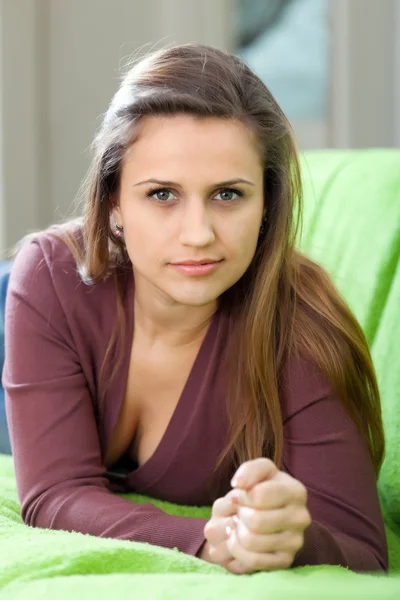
<box><xmin>115</xmin><ymin>223</ymin><xmax>124</xmax><ymax>237</ymax></box>
<box><xmin>259</xmin><ymin>218</ymin><xmax>267</xmax><ymax>235</ymax></box>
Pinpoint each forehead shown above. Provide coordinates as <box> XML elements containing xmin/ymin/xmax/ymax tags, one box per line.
<box><xmin>122</xmin><ymin>114</ymin><xmax>263</xmax><ymax>178</ymax></box>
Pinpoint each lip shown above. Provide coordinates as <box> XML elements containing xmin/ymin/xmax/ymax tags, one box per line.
<box><xmin>171</xmin><ymin>259</ymin><xmax>222</xmax><ymax>265</ymax></box>
<box><xmin>169</xmin><ymin>259</ymin><xmax>223</xmax><ymax>276</ymax></box>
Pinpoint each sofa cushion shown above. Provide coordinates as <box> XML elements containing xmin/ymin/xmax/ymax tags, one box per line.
<box><xmin>300</xmin><ymin>149</ymin><xmax>400</xmax><ymax>527</ymax></box>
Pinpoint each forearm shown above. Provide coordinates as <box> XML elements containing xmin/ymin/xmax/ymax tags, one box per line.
<box><xmin>24</xmin><ymin>480</ymin><xmax>208</xmax><ymax>556</ymax></box>
<box><xmin>196</xmin><ymin>539</ymin><xmax>211</xmax><ymax>560</ymax></box>
<box><xmin>292</xmin><ymin>521</ymin><xmax>387</xmax><ymax>572</ymax></box>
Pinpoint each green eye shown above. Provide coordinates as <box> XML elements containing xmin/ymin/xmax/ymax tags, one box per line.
<box><xmin>215</xmin><ymin>188</ymin><xmax>244</xmax><ymax>202</ymax></box>
<box><xmin>146</xmin><ymin>188</ymin><xmax>174</xmax><ymax>202</ymax></box>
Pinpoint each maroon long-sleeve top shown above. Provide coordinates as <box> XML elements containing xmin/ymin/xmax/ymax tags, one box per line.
<box><xmin>2</xmin><ymin>230</ymin><xmax>388</xmax><ymax>572</ymax></box>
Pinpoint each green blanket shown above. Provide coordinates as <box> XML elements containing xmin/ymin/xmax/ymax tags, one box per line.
<box><xmin>1</xmin><ymin>455</ymin><xmax>399</xmax><ymax>599</ymax></box>
<box><xmin>299</xmin><ymin>150</ymin><xmax>400</xmax><ymax>537</ymax></box>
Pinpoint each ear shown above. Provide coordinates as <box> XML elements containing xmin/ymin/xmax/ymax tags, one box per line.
<box><xmin>109</xmin><ymin>193</ymin><xmax>117</xmax><ymax>210</ymax></box>
<box><xmin>112</xmin><ymin>205</ymin><xmax>122</xmax><ymax>225</ymax></box>
<box><xmin>109</xmin><ymin>195</ymin><xmax>122</xmax><ymax>223</ymax></box>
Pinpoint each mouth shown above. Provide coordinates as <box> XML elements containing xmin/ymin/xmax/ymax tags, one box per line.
<box><xmin>169</xmin><ymin>259</ymin><xmax>224</xmax><ymax>276</ymax></box>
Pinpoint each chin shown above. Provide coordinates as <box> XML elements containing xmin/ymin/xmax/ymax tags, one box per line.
<box><xmin>167</xmin><ymin>285</ymin><xmax>222</xmax><ymax>307</ymax></box>
<box><xmin>173</xmin><ymin>293</ymin><xmax>219</xmax><ymax>307</ymax></box>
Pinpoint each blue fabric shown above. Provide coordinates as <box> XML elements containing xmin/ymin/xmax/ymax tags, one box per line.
<box><xmin>0</xmin><ymin>261</ymin><xmax>12</xmax><ymax>454</ymax></box>
<box><xmin>238</xmin><ymin>0</ymin><xmax>329</xmax><ymax>119</ymax></box>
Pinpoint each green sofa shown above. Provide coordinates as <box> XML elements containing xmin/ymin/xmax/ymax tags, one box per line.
<box><xmin>0</xmin><ymin>149</ymin><xmax>399</xmax><ymax>598</ymax></box>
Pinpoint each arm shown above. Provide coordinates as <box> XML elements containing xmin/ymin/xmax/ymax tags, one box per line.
<box><xmin>2</xmin><ymin>237</ymin><xmax>207</xmax><ymax>555</ymax></box>
<box><xmin>281</xmin><ymin>353</ymin><xmax>388</xmax><ymax>571</ymax></box>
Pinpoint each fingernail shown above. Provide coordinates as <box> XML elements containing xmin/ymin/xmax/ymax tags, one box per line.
<box><xmin>231</xmin><ymin>475</ymin><xmax>246</xmax><ymax>487</ymax></box>
<box><xmin>232</xmin><ymin>489</ymin><xmax>251</xmax><ymax>506</ymax></box>
<box><xmin>232</xmin><ymin>515</ymin><xmax>239</xmax><ymax>528</ymax></box>
<box><xmin>231</xmin><ymin>490</ymin><xmax>241</xmax><ymax>504</ymax></box>
<box><xmin>226</xmin><ymin>525</ymin><xmax>233</xmax><ymax>538</ymax></box>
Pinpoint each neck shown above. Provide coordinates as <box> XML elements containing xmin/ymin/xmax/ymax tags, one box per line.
<box><xmin>132</xmin><ymin>276</ymin><xmax>218</xmax><ymax>350</ymax></box>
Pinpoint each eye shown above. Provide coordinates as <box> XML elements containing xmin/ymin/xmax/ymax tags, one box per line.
<box><xmin>214</xmin><ymin>188</ymin><xmax>244</xmax><ymax>202</ymax></box>
<box><xmin>146</xmin><ymin>188</ymin><xmax>175</xmax><ymax>202</ymax></box>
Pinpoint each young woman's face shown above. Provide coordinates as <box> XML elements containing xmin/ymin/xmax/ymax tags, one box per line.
<box><xmin>114</xmin><ymin>114</ymin><xmax>265</xmax><ymax>308</ymax></box>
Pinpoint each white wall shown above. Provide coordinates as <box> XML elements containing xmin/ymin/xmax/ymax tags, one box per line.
<box><xmin>330</xmin><ymin>0</ymin><xmax>399</xmax><ymax>148</ymax></box>
<box><xmin>395</xmin><ymin>0</ymin><xmax>400</xmax><ymax>147</ymax></box>
<box><xmin>0</xmin><ymin>0</ymin><xmax>46</xmax><ymax>256</ymax></box>
<box><xmin>0</xmin><ymin>3</ymin><xmax>4</xmax><ymax>253</ymax></box>
<box><xmin>0</xmin><ymin>0</ymin><xmax>233</xmax><ymax>255</ymax></box>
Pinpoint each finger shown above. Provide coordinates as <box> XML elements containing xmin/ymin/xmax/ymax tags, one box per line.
<box><xmin>225</xmin><ymin>558</ymin><xmax>255</xmax><ymax>575</ymax></box>
<box><xmin>204</xmin><ymin>515</ymin><xmax>235</xmax><ymax>546</ymax></box>
<box><xmin>231</xmin><ymin>458</ymin><xmax>278</xmax><ymax>490</ymax></box>
<box><xmin>238</xmin><ymin>505</ymin><xmax>311</xmax><ymax>535</ymax></box>
<box><xmin>235</xmin><ymin>519</ymin><xmax>305</xmax><ymax>554</ymax></box>
<box><xmin>211</xmin><ymin>489</ymin><xmax>240</xmax><ymax>518</ymax></box>
<box><xmin>234</xmin><ymin>476</ymin><xmax>307</xmax><ymax>510</ymax></box>
<box><xmin>208</xmin><ymin>539</ymin><xmax>234</xmax><ymax>565</ymax></box>
<box><xmin>227</xmin><ymin>529</ymin><xmax>294</xmax><ymax>571</ymax></box>
<box><xmin>233</xmin><ymin>481</ymin><xmax>289</xmax><ymax>510</ymax></box>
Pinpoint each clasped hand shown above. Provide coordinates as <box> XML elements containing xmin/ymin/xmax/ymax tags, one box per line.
<box><xmin>202</xmin><ymin>458</ymin><xmax>311</xmax><ymax>574</ymax></box>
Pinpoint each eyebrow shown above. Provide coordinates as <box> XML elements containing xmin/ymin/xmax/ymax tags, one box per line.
<box><xmin>132</xmin><ymin>178</ymin><xmax>256</xmax><ymax>188</ymax></box>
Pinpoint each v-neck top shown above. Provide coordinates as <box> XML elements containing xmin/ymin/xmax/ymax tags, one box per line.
<box><xmin>105</xmin><ymin>289</ymin><xmax>234</xmax><ymax>502</ymax></box>
<box><xmin>2</xmin><ymin>230</ymin><xmax>388</xmax><ymax>571</ymax></box>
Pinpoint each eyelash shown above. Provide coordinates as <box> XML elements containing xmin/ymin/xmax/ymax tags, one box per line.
<box><xmin>145</xmin><ymin>187</ymin><xmax>245</xmax><ymax>204</ymax></box>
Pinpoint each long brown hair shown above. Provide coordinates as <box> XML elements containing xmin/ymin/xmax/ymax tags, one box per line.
<box><xmin>34</xmin><ymin>43</ymin><xmax>384</xmax><ymax>476</ymax></box>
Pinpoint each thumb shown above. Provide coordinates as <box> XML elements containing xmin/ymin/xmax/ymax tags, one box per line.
<box><xmin>230</xmin><ymin>458</ymin><xmax>279</xmax><ymax>490</ymax></box>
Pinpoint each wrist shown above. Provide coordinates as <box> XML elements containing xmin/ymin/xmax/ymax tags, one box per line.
<box><xmin>197</xmin><ymin>540</ymin><xmax>211</xmax><ymax>561</ymax></box>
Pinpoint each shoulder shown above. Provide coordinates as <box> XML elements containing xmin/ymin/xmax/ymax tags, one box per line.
<box><xmin>9</xmin><ymin>223</ymin><xmax>83</xmax><ymax>296</ymax></box>
<box><xmin>12</xmin><ymin>221</ymin><xmax>82</xmax><ymax>267</ymax></box>
<box><xmin>8</xmin><ymin>223</ymin><xmax>122</xmax><ymax>319</ymax></box>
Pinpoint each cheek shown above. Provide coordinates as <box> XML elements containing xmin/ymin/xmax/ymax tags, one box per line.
<box><xmin>123</xmin><ymin>220</ymin><xmax>163</xmax><ymax>267</ymax></box>
<box><xmin>229</xmin><ymin>220</ymin><xmax>261</xmax><ymax>263</ymax></box>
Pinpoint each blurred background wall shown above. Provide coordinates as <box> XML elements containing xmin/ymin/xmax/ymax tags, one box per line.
<box><xmin>0</xmin><ymin>0</ymin><xmax>399</xmax><ymax>255</ymax></box>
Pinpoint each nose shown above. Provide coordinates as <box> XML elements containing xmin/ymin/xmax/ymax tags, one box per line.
<box><xmin>178</xmin><ymin>204</ymin><xmax>215</xmax><ymax>247</ymax></box>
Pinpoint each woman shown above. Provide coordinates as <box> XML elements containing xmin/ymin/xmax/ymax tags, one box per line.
<box><xmin>2</xmin><ymin>43</ymin><xmax>387</xmax><ymax>574</ymax></box>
